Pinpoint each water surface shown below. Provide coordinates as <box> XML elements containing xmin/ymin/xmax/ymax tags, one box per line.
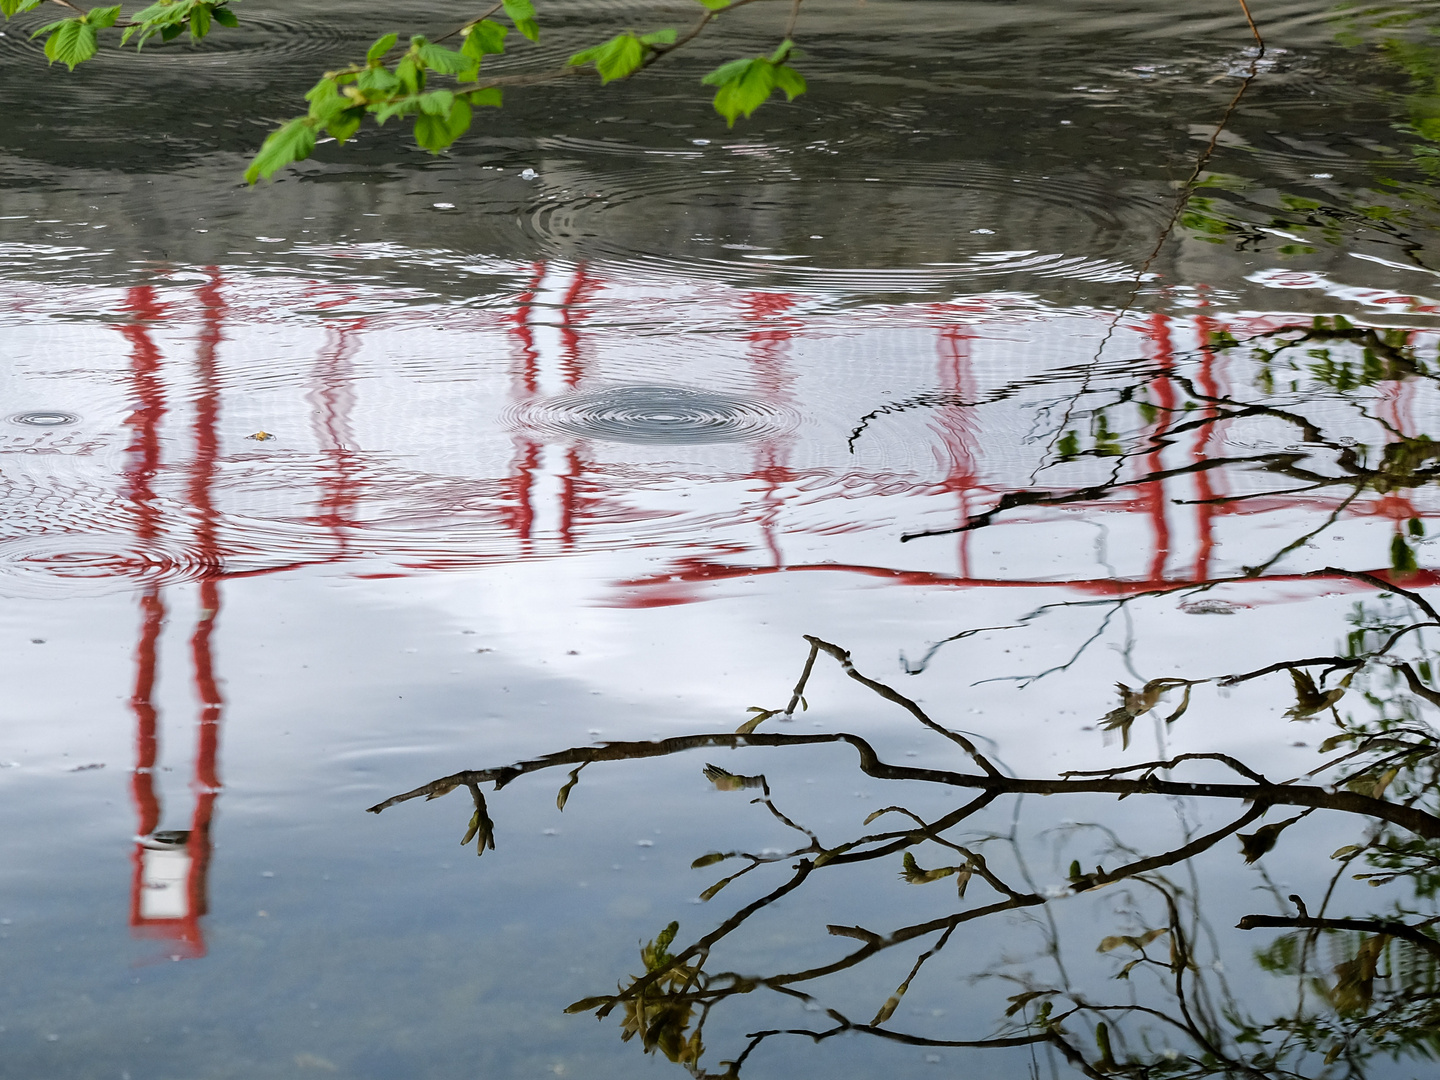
<box><xmin>5</xmin><ymin>2</ymin><xmax>1440</xmax><ymax>1078</ymax></box>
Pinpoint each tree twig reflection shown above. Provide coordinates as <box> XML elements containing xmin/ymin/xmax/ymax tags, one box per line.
<box><xmin>374</xmin><ymin>603</ymin><xmax>1440</xmax><ymax>1076</ymax></box>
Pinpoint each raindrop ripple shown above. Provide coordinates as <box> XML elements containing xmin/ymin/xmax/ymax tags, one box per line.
<box><xmin>511</xmin><ymin>385</ymin><xmax>798</xmax><ymax>445</ymax></box>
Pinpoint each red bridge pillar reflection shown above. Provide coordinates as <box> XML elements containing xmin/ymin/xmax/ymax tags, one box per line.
<box><xmin>501</xmin><ymin>261</ymin><xmax>595</xmax><ymax>548</ymax></box>
<box><xmin>933</xmin><ymin>321</ymin><xmax>981</xmax><ymax>578</ymax></box>
<box><xmin>741</xmin><ymin>291</ymin><xmax>800</xmax><ymax>567</ymax></box>
<box><xmin>124</xmin><ymin>276</ymin><xmax>227</xmax><ymax>960</ymax></box>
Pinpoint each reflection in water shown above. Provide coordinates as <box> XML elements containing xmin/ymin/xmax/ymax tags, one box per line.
<box><xmin>7</xmin><ymin>253</ymin><xmax>1440</xmax><ymax>1072</ymax></box>
<box><xmin>10</xmin><ymin>3</ymin><xmax>1440</xmax><ymax>1076</ymax></box>
<box><xmin>7</xmin><ymin>266</ymin><xmax>1440</xmax><ymax>602</ymax></box>
<box><xmin>122</xmin><ymin>276</ymin><xmax>227</xmax><ymax>961</ymax></box>
<box><xmin>377</xmin><ymin>605</ymin><xmax>1440</xmax><ymax>1077</ymax></box>
<box><xmin>358</xmin><ymin>309</ymin><xmax>1440</xmax><ymax>1074</ymax></box>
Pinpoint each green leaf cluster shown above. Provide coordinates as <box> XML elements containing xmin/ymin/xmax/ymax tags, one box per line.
<box><xmin>247</xmin><ymin>29</ymin><xmax>509</xmax><ymax>183</ymax></box>
<box><xmin>569</xmin><ymin>28</ymin><xmax>675</xmax><ymax>84</ymax></box>
<box><xmin>8</xmin><ymin>0</ymin><xmax>241</xmax><ymax>73</ymax></box>
<box><xmin>32</xmin><ymin>7</ymin><xmax>116</xmax><ymax>70</ymax></box>
<box><xmin>701</xmin><ymin>39</ymin><xmax>806</xmax><ymax>126</ymax></box>
<box><xmin>122</xmin><ymin>0</ymin><xmax>238</xmax><ymax>48</ymax></box>
<box><xmin>16</xmin><ymin>0</ymin><xmax>814</xmax><ymax>180</ymax></box>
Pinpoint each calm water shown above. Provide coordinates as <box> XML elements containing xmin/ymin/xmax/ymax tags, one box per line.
<box><xmin>5</xmin><ymin>2</ymin><xmax>1440</xmax><ymax>1077</ymax></box>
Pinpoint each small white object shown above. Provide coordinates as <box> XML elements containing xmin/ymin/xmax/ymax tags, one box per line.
<box><xmin>636</xmin><ymin>839</ymin><xmax>654</xmax><ymax>848</ymax></box>
<box><xmin>971</xmin><ymin>228</ymin><xmax>995</xmax><ymax>235</ymax></box>
<box><xmin>692</xmin><ymin>139</ymin><xmax>710</xmax><ymax>145</ymax></box>
<box><xmin>1311</xmin><ymin>173</ymin><xmax>1332</xmax><ymax>179</ymax></box>
<box><xmin>520</xmin><ymin>168</ymin><xmax>538</xmax><ymax>180</ymax></box>
<box><xmin>432</xmin><ymin>202</ymin><xmax>455</xmax><ymax>209</ymax></box>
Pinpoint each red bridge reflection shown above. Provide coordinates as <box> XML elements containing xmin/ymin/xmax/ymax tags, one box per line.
<box><xmin>43</xmin><ymin>262</ymin><xmax>1438</xmax><ymax>957</ymax></box>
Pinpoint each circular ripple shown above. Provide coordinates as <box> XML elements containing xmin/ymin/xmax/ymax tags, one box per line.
<box><xmin>9</xmin><ymin>411</ymin><xmax>79</xmax><ymax>427</ymax></box>
<box><xmin>511</xmin><ymin>157</ymin><xmax>1168</xmax><ymax>276</ymax></box>
<box><xmin>512</xmin><ymin>385</ymin><xmax>797</xmax><ymax>445</ymax></box>
<box><xmin>0</xmin><ymin>534</ymin><xmax>221</xmax><ymax>598</ymax></box>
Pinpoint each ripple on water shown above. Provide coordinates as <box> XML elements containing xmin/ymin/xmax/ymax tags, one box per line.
<box><xmin>512</xmin><ymin>158</ymin><xmax>1167</xmax><ymax>272</ymax></box>
<box><xmin>509</xmin><ymin>385</ymin><xmax>799</xmax><ymax>445</ymax></box>
<box><xmin>8</xmin><ymin>411</ymin><xmax>79</xmax><ymax>427</ymax></box>
<box><xmin>0</xmin><ymin>533</ymin><xmax>222</xmax><ymax>598</ymax></box>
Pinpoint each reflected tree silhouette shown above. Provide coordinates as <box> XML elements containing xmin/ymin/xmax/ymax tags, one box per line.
<box><xmin>372</xmin><ymin>606</ymin><xmax>1440</xmax><ymax>1077</ymax></box>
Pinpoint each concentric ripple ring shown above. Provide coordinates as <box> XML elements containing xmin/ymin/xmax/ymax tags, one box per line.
<box><xmin>512</xmin><ymin>385</ymin><xmax>797</xmax><ymax>445</ymax></box>
<box><xmin>9</xmin><ymin>411</ymin><xmax>79</xmax><ymax>427</ymax></box>
<box><xmin>0</xmin><ymin>534</ymin><xmax>223</xmax><ymax>598</ymax></box>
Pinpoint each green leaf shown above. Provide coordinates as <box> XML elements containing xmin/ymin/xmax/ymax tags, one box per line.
<box><xmin>569</xmin><ymin>34</ymin><xmax>645</xmax><ymax>84</ymax></box>
<box><xmin>0</xmin><ymin>0</ymin><xmax>43</xmax><ymax>16</ymax></box>
<box><xmin>395</xmin><ymin>54</ymin><xmax>423</xmax><ymax>94</ymax></box>
<box><xmin>213</xmin><ymin>4</ymin><xmax>237</xmax><ymax>28</ymax></box>
<box><xmin>462</xmin><ymin>19</ymin><xmax>507</xmax><ymax>58</ymax></box>
<box><xmin>38</xmin><ymin>19</ymin><xmax>98</xmax><ymax>71</ymax></box>
<box><xmin>414</xmin><ymin>96</ymin><xmax>471</xmax><ymax>152</ymax></box>
<box><xmin>190</xmin><ymin>3</ymin><xmax>210</xmax><ymax>39</ymax></box>
<box><xmin>356</xmin><ymin>65</ymin><xmax>400</xmax><ymax>96</ymax></box>
<box><xmin>466</xmin><ymin>87</ymin><xmax>503</xmax><ymax>108</ymax></box>
<box><xmin>705</xmin><ymin>59</ymin><xmax>774</xmax><ymax>126</ymax></box>
<box><xmin>694</xmin><ymin>0</ymin><xmax>729</xmax><ymax>8</ymax></box>
<box><xmin>372</xmin><ymin>95</ymin><xmax>421</xmax><ymax>124</ymax></box>
<box><xmin>326</xmin><ymin>108</ymin><xmax>363</xmax><ymax>145</ymax></box>
<box><xmin>418</xmin><ymin>42</ymin><xmax>474</xmax><ymax>75</ymax></box>
<box><xmin>367</xmin><ymin>32</ymin><xmax>398</xmax><ymax>63</ymax></box>
<box><xmin>701</xmin><ymin>55</ymin><xmax>753</xmax><ymax>86</ymax></box>
<box><xmin>88</xmin><ymin>5</ymin><xmax>122</xmax><ymax>29</ymax></box>
<box><xmin>305</xmin><ymin>77</ymin><xmax>350</xmax><ymax>122</ymax></box>
<box><xmin>700</xmin><ymin>52</ymin><xmax>804</xmax><ymax>126</ymax></box>
<box><xmin>772</xmin><ymin>63</ymin><xmax>806</xmax><ymax>100</ymax></box>
<box><xmin>244</xmin><ymin>117</ymin><xmax>317</xmax><ymax>184</ymax></box>
<box><xmin>460</xmin><ymin>18</ymin><xmax>512</xmax><ymax>79</ymax></box>
<box><xmin>639</xmin><ymin>28</ymin><xmax>676</xmax><ymax>46</ymax></box>
<box><xmin>502</xmin><ymin>0</ymin><xmax>539</xmax><ymax>41</ymax></box>
<box><xmin>416</xmin><ymin>89</ymin><xmax>455</xmax><ymax>116</ymax></box>
<box><xmin>122</xmin><ymin>0</ymin><xmax>200</xmax><ymax>46</ymax></box>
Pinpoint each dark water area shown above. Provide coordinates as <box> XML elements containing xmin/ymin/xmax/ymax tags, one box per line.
<box><xmin>5</xmin><ymin>1</ymin><xmax>1440</xmax><ymax>1077</ymax></box>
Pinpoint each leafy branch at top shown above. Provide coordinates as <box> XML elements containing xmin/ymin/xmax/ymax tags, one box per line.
<box><xmin>4</xmin><ymin>0</ymin><xmax>813</xmax><ymax>179</ymax></box>
<box><xmin>2</xmin><ymin>0</ymin><xmax>239</xmax><ymax>71</ymax></box>
<box><xmin>246</xmin><ymin>0</ymin><xmax>811</xmax><ymax>181</ymax></box>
